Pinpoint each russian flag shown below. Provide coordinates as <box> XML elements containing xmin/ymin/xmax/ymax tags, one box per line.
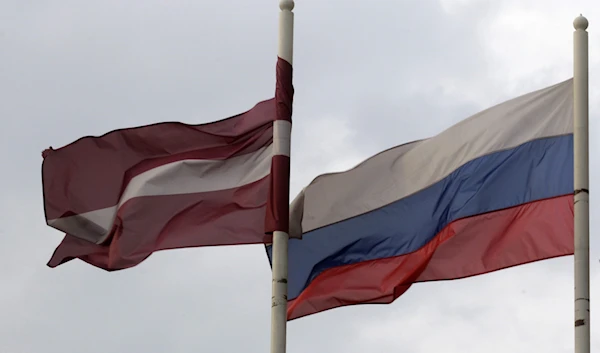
<box><xmin>268</xmin><ymin>78</ymin><xmax>575</xmax><ymax>320</ymax></box>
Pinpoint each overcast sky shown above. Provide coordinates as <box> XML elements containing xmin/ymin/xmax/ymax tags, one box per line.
<box><xmin>2</xmin><ymin>0</ymin><xmax>600</xmax><ymax>352</ymax></box>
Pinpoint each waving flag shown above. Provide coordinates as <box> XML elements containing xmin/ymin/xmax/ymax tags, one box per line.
<box><xmin>44</xmin><ymin>55</ymin><xmax>293</xmax><ymax>271</ymax></box>
<box><xmin>269</xmin><ymin>78</ymin><xmax>575</xmax><ymax>320</ymax></box>
<box><xmin>42</xmin><ymin>98</ymin><xmax>277</xmax><ymax>270</ymax></box>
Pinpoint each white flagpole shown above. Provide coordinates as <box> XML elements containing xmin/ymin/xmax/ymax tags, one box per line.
<box><xmin>573</xmin><ymin>14</ymin><xmax>590</xmax><ymax>353</ymax></box>
<box><xmin>271</xmin><ymin>1</ymin><xmax>294</xmax><ymax>353</ymax></box>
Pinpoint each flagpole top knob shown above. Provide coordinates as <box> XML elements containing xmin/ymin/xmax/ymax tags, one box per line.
<box><xmin>574</xmin><ymin>15</ymin><xmax>588</xmax><ymax>30</ymax></box>
<box><xmin>280</xmin><ymin>0</ymin><xmax>294</xmax><ymax>11</ymax></box>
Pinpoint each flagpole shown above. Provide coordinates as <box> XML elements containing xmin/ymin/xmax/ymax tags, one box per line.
<box><xmin>573</xmin><ymin>14</ymin><xmax>590</xmax><ymax>353</ymax></box>
<box><xmin>271</xmin><ymin>1</ymin><xmax>294</xmax><ymax>353</ymax></box>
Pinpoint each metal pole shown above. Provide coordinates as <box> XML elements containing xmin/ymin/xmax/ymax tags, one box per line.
<box><xmin>271</xmin><ymin>1</ymin><xmax>294</xmax><ymax>353</ymax></box>
<box><xmin>573</xmin><ymin>14</ymin><xmax>590</xmax><ymax>353</ymax></box>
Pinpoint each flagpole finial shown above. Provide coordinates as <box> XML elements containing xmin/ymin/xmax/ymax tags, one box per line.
<box><xmin>280</xmin><ymin>0</ymin><xmax>294</xmax><ymax>11</ymax></box>
<box><xmin>574</xmin><ymin>15</ymin><xmax>589</xmax><ymax>30</ymax></box>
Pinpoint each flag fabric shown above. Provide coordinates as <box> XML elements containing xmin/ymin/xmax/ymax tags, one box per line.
<box><xmin>265</xmin><ymin>57</ymin><xmax>294</xmax><ymax>234</ymax></box>
<box><xmin>44</xmin><ymin>58</ymin><xmax>293</xmax><ymax>271</ymax></box>
<box><xmin>267</xmin><ymin>79</ymin><xmax>575</xmax><ymax>320</ymax></box>
<box><xmin>43</xmin><ymin>98</ymin><xmax>276</xmax><ymax>270</ymax></box>
<box><xmin>44</xmin><ymin>57</ymin><xmax>293</xmax><ymax>271</ymax></box>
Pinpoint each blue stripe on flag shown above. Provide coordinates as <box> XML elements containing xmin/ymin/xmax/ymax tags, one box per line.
<box><xmin>267</xmin><ymin>134</ymin><xmax>573</xmax><ymax>300</ymax></box>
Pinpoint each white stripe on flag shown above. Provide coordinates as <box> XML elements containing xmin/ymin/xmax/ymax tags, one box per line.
<box><xmin>293</xmin><ymin>79</ymin><xmax>574</xmax><ymax>235</ymax></box>
<box><xmin>274</xmin><ymin>120</ymin><xmax>292</xmax><ymax>157</ymax></box>
<box><xmin>48</xmin><ymin>144</ymin><xmax>273</xmax><ymax>243</ymax></box>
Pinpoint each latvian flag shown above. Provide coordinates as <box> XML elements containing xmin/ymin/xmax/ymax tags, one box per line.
<box><xmin>43</xmin><ymin>58</ymin><xmax>293</xmax><ymax>271</ymax></box>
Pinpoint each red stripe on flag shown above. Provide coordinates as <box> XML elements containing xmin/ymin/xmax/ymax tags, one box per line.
<box><xmin>265</xmin><ymin>155</ymin><xmax>291</xmax><ymax>234</ymax></box>
<box><xmin>48</xmin><ymin>176</ymin><xmax>273</xmax><ymax>271</ymax></box>
<box><xmin>286</xmin><ymin>195</ymin><xmax>574</xmax><ymax>320</ymax></box>
<box><xmin>276</xmin><ymin>57</ymin><xmax>293</xmax><ymax>123</ymax></box>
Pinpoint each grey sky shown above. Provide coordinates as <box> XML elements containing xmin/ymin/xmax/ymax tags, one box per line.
<box><xmin>1</xmin><ymin>0</ymin><xmax>600</xmax><ymax>352</ymax></box>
